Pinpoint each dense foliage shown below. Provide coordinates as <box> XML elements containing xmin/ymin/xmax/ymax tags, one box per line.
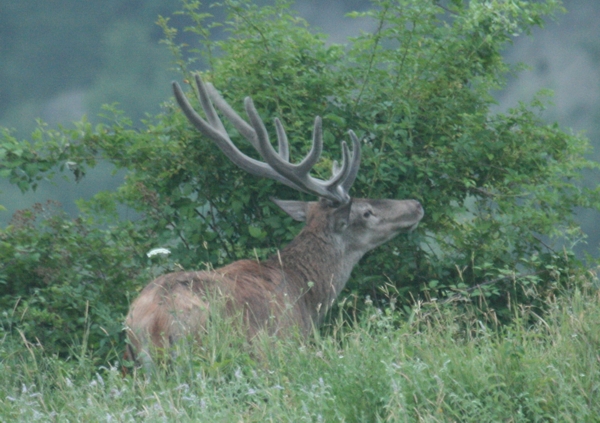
<box><xmin>1</xmin><ymin>0</ymin><xmax>598</xmax><ymax>363</ymax></box>
<box><xmin>0</xmin><ymin>200</ymin><xmax>149</xmax><ymax>359</ymax></box>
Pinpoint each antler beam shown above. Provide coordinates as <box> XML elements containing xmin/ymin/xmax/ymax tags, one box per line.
<box><xmin>172</xmin><ymin>74</ymin><xmax>361</xmax><ymax>204</ymax></box>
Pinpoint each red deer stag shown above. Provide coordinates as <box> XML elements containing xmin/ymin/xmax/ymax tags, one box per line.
<box><xmin>125</xmin><ymin>75</ymin><xmax>424</xmax><ymax>368</ymax></box>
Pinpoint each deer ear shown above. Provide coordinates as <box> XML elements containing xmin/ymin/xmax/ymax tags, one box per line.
<box><xmin>271</xmin><ymin>198</ymin><xmax>309</xmax><ymax>222</ymax></box>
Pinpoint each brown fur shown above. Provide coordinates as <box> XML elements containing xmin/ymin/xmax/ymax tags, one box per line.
<box><xmin>125</xmin><ymin>198</ymin><xmax>424</xmax><ymax>367</ymax></box>
<box><xmin>126</xmin><ymin>76</ymin><xmax>424</xmax><ymax>368</ymax></box>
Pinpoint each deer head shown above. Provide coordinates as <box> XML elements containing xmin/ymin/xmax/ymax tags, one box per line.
<box><xmin>124</xmin><ymin>75</ymin><xmax>424</xmax><ymax>369</ymax></box>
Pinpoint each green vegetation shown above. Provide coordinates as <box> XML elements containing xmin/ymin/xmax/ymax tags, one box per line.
<box><xmin>1</xmin><ymin>282</ymin><xmax>599</xmax><ymax>421</ymax></box>
<box><xmin>1</xmin><ymin>0</ymin><xmax>599</xmax><ymax>420</ymax></box>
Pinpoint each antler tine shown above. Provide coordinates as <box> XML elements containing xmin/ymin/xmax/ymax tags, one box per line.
<box><xmin>324</xmin><ymin>141</ymin><xmax>352</xmax><ymax>188</ymax></box>
<box><xmin>192</xmin><ymin>75</ymin><xmax>226</xmax><ymax>134</ymax></box>
<box><xmin>173</xmin><ymin>77</ymin><xmax>304</xmax><ymax>192</ymax></box>
<box><xmin>330</xmin><ymin>133</ymin><xmax>361</xmax><ymax>188</ymax></box>
<box><xmin>173</xmin><ymin>79</ymin><xmax>225</xmax><ymax>144</ymax></box>
<box><xmin>204</xmin><ymin>81</ymin><xmax>259</xmax><ymax>151</ymax></box>
<box><xmin>245</xmin><ymin>99</ymin><xmax>349</xmax><ymax>203</ymax></box>
<box><xmin>244</xmin><ymin>97</ymin><xmax>322</xmax><ymax>184</ymax></box>
<box><xmin>274</xmin><ymin>118</ymin><xmax>290</xmax><ymax>161</ymax></box>
<box><xmin>295</xmin><ymin>116</ymin><xmax>323</xmax><ymax>175</ymax></box>
<box><xmin>243</xmin><ymin>97</ymin><xmax>302</xmax><ymax>165</ymax></box>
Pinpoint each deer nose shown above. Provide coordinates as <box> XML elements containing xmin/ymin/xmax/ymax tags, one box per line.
<box><xmin>413</xmin><ymin>200</ymin><xmax>424</xmax><ymax>218</ymax></box>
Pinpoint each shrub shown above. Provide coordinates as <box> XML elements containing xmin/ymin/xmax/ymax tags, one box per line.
<box><xmin>0</xmin><ymin>201</ymin><xmax>146</xmax><ymax>361</ymax></box>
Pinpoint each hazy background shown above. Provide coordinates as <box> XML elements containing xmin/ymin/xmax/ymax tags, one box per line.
<box><xmin>1</xmin><ymin>0</ymin><xmax>599</xmax><ymax>255</ymax></box>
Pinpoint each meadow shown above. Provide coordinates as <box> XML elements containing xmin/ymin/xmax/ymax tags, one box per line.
<box><xmin>2</xmin><ymin>279</ymin><xmax>599</xmax><ymax>422</ymax></box>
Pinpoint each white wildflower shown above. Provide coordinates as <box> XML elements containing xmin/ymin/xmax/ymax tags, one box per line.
<box><xmin>147</xmin><ymin>248</ymin><xmax>171</xmax><ymax>258</ymax></box>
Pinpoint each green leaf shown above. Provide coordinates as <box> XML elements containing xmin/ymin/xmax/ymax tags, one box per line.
<box><xmin>248</xmin><ymin>225</ymin><xmax>266</xmax><ymax>240</ymax></box>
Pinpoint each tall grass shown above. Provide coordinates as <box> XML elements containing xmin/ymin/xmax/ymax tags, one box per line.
<box><xmin>1</xmin><ymin>283</ymin><xmax>599</xmax><ymax>422</ymax></box>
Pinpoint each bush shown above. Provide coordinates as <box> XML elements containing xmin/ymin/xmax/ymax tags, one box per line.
<box><xmin>0</xmin><ymin>201</ymin><xmax>147</xmax><ymax>361</ymax></box>
<box><xmin>1</xmin><ymin>0</ymin><xmax>598</xmax><ymax>361</ymax></box>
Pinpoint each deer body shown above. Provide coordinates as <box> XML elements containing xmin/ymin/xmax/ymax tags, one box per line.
<box><xmin>125</xmin><ymin>76</ymin><xmax>424</xmax><ymax>367</ymax></box>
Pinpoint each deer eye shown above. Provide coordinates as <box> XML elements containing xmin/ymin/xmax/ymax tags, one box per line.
<box><xmin>363</xmin><ymin>210</ymin><xmax>373</xmax><ymax>218</ymax></box>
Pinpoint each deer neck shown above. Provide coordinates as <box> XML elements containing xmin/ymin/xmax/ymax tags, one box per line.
<box><xmin>265</xmin><ymin>226</ymin><xmax>358</xmax><ymax>324</ymax></box>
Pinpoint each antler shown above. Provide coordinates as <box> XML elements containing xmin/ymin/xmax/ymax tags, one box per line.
<box><xmin>172</xmin><ymin>74</ymin><xmax>361</xmax><ymax>204</ymax></box>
